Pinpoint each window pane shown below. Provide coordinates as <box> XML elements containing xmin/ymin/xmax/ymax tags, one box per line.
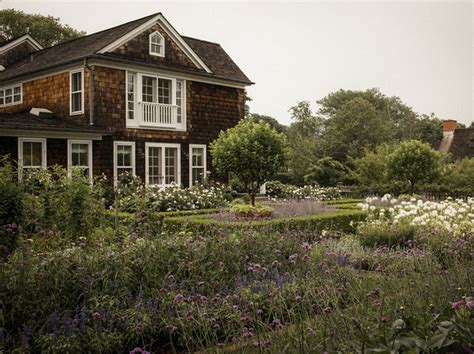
<box><xmin>148</xmin><ymin>146</ymin><xmax>162</xmax><ymax>185</ymax></box>
<box><xmin>23</xmin><ymin>141</ymin><xmax>43</xmax><ymax>167</ymax></box>
<box><xmin>72</xmin><ymin>92</ymin><xmax>82</xmax><ymax>112</ymax></box>
<box><xmin>142</xmin><ymin>76</ymin><xmax>156</xmax><ymax>102</ymax></box>
<box><xmin>192</xmin><ymin>168</ymin><xmax>205</xmax><ymax>185</ymax></box>
<box><xmin>176</xmin><ymin>80</ymin><xmax>183</xmax><ymax>123</ymax></box>
<box><xmin>127</xmin><ymin>73</ymin><xmax>135</xmax><ymax>120</ymax></box>
<box><xmin>72</xmin><ymin>72</ymin><xmax>82</xmax><ymax>92</ymax></box>
<box><xmin>158</xmin><ymin>79</ymin><xmax>171</xmax><ymax>104</ymax></box>
<box><xmin>165</xmin><ymin>147</ymin><xmax>177</xmax><ymax>184</ymax></box>
<box><xmin>117</xmin><ymin>145</ymin><xmax>132</xmax><ymax>167</ymax></box>
<box><xmin>13</xmin><ymin>86</ymin><xmax>20</xmax><ymax>94</ymax></box>
<box><xmin>192</xmin><ymin>147</ymin><xmax>204</xmax><ymax>167</ymax></box>
<box><xmin>71</xmin><ymin>143</ymin><xmax>89</xmax><ymax>167</ymax></box>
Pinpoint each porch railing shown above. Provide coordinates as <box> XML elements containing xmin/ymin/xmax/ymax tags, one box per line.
<box><xmin>139</xmin><ymin>102</ymin><xmax>182</xmax><ymax>129</ymax></box>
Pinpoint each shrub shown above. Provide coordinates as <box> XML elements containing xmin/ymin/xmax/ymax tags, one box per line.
<box><xmin>266</xmin><ymin>180</ymin><xmax>341</xmax><ymax>201</ymax></box>
<box><xmin>358</xmin><ymin>222</ymin><xmax>416</xmax><ymax>248</ymax></box>
<box><xmin>230</xmin><ymin>203</ymin><xmax>273</xmax><ymax>219</ymax></box>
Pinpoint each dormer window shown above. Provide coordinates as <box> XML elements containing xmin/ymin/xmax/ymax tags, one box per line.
<box><xmin>149</xmin><ymin>31</ymin><xmax>165</xmax><ymax>57</ymax></box>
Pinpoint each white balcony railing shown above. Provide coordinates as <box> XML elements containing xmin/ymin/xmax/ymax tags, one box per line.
<box><xmin>138</xmin><ymin>102</ymin><xmax>184</xmax><ymax>129</ymax></box>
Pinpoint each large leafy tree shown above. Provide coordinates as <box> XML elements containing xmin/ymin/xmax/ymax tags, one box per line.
<box><xmin>304</xmin><ymin>157</ymin><xmax>347</xmax><ymax>186</ymax></box>
<box><xmin>387</xmin><ymin>140</ymin><xmax>442</xmax><ymax>194</ymax></box>
<box><xmin>211</xmin><ymin>119</ymin><xmax>288</xmax><ymax>205</ymax></box>
<box><xmin>323</xmin><ymin>97</ymin><xmax>392</xmax><ymax>161</ymax></box>
<box><xmin>0</xmin><ymin>9</ymin><xmax>85</xmax><ymax>47</ymax></box>
<box><xmin>247</xmin><ymin>113</ymin><xmax>287</xmax><ymax>133</ymax></box>
<box><xmin>285</xmin><ymin>101</ymin><xmax>324</xmax><ymax>184</ymax></box>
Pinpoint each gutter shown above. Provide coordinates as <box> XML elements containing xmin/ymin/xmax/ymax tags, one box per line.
<box><xmin>84</xmin><ymin>58</ymin><xmax>95</xmax><ymax>126</ymax></box>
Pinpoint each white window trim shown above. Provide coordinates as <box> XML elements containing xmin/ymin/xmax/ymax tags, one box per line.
<box><xmin>113</xmin><ymin>141</ymin><xmax>136</xmax><ymax>182</ymax></box>
<box><xmin>18</xmin><ymin>137</ymin><xmax>47</xmax><ymax>178</ymax></box>
<box><xmin>67</xmin><ymin>139</ymin><xmax>93</xmax><ymax>180</ymax></box>
<box><xmin>0</xmin><ymin>83</ymin><xmax>23</xmax><ymax>107</ymax></box>
<box><xmin>149</xmin><ymin>31</ymin><xmax>165</xmax><ymax>57</ymax></box>
<box><xmin>145</xmin><ymin>142</ymin><xmax>181</xmax><ymax>187</ymax></box>
<box><xmin>126</xmin><ymin>72</ymin><xmax>186</xmax><ymax>131</ymax></box>
<box><xmin>69</xmin><ymin>68</ymin><xmax>84</xmax><ymax>115</ymax></box>
<box><xmin>189</xmin><ymin>144</ymin><xmax>207</xmax><ymax>186</ymax></box>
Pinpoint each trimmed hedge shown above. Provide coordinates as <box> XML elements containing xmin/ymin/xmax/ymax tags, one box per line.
<box><xmin>325</xmin><ymin>198</ymin><xmax>364</xmax><ymax>205</ymax></box>
<box><xmin>163</xmin><ymin>209</ymin><xmax>367</xmax><ymax>235</ymax></box>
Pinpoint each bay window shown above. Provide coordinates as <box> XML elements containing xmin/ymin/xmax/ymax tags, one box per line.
<box><xmin>145</xmin><ymin>143</ymin><xmax>181</xmax><ymax>186</ymax></box>
<box><xmin>68</xmin><ymin>140</ymin><xmax>92</xmax><ymax>180</ymax></box>
<box><xmin>125</xmin><ymin>71</ymin><xmax>186</xmax><ymax>130</ymax></box>
<box><xmin>114</xmin><ymin>141</ymin><xmax>135</xmax><ymax>182</ymax></box>
<box><xmin>189</xmin><ymin>144</ymin><xmax>207</xmax><ymax>186</ymax></box>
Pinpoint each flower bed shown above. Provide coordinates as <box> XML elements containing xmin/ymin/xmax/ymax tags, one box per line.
<box><xmin>265</xmin><ymin>181</ymin><xmax>341</xmax><ymax>201</ymax></box>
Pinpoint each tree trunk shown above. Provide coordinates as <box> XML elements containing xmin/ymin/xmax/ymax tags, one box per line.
<box><xmin>250</xmin><ymin>193</ymin><xmax>256</xmax><ymax>206</ymax></box>
<box><xmin>410</xmin><ymin>181</ymin><xmax>415</xmax><ymax>195</ymax></box>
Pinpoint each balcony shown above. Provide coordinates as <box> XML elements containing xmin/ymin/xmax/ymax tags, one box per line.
<box><xmin>138</xmin><ymin>102</ymin><xmax>185</xmax><ymax>130</ymax></box>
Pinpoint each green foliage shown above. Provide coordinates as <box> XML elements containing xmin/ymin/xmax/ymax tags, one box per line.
<box><xmin>0</xmin><ymin>9</ymin><xmax>86</xmax><ymax>47</ymax></box>
<box><xmin>442</xmin><ymin>158</ymin><xmax>474</xmax><ymax>195</ymax></box>
<box><xmin>323</xmin><ymin>97</ymin><xmax>392</xmax><ymax>161</ymax></box>
<box><xmin>211</xmin><ymin>118</ymin><xmax>289</xmax><ymax>205</ymax></box>
<box><xmin>230</xmin><ymin>203</ymin><xmax>273</xmax><ymax>218</ymax></box>
<box><xmin>246</xmin><ymin>113</ymin><xmax>287</xmax><ymax>133</ymax></box>
<box><xmin>304</xmin><ymin>156</ymin><xmax>347</xmax><ymax>186</ymax></box>
<box><xmin>358</xmin><ymin>222</ymin><xmax>416</xmax><ymax>248</ymax></box>
<box><xmin>265</xmin><ymin>180</ymin><xmax>341</xmax><ymax>201</ymax></box>
<box><xmin>285</xmin><ymin>101</ymin><xmax>324</xmax><ymax>184</ymax></box>
<box><xmin>388</xmin><ymin>140</ymin><xmax>442</xmax><ymax>193</ymax></box>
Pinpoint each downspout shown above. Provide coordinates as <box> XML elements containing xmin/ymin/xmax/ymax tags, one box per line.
<box><xmin>84</xmin><ymin>58</ymin><xmax>94</xmax><ymax>125</ymax></box>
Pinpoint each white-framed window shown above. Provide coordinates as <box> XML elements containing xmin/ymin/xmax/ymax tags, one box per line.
<box><xmin>113</xmin><ymin>141</ymin><xmax>136</xmax><ymax>182</ymax></box>
<box><xmin>176</xmin><ymin>79</ymin><xmax>185</xmax><ymax>124</ymax></box>
<box><xmin>189</xmin><ymin>144</ymin><xmax>207</xmax><ymax>186</ymax></box>
<box><xmin>18</xmin><ymin>138</ymin><xmax>47</xmax><ymax>177</ymax></box>
<box><xmin>126</xmin><ymin>72</ymin><xmax>136</xmax><ymax>120</ymax></box>
<box><xmin>68</xmin><ymin>140</ymin><xmax>92</xmax><ymax>180</ymax></box>
<box><xmin>0</xmin><ymin>84</ymin><xmax>22</xmax><ymax>106</ymax></box>
<box><xmin>70</xmin><ymin>68</ymin><xmax>84</xmax><ymax>115</ymax></box>
<box><xmin>125</xmin><ymin>72</ymin><xmax>186</xmax><ymax>130</ymax></box>
<box><xmin>149</xmin><ymin>31</ymin><xmax>165</xmax><ymax>57</ymax></box>
<box><xmin>145</xmin><ymin>142</ymin><xmax>181</xmax><ymax>186</ymax></box>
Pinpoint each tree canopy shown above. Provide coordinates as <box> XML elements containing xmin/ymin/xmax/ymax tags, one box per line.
<box><xmin>210</xmin><ymin>119</ymin><xmax>288</xmax><ymax>205</ymax></box>
<box><xmin>0</xmin><ymin>9</ymin><xmax>85</xmax><ymax>47</ymax></box>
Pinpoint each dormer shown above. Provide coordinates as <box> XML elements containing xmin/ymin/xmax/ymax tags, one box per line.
<box><xmin>0</xmin><ymin>34</ymin><xmax>43</xmax><ymax>68</ymax></box>
<box><xmin>149</xmin><ymin>31</ymin><xmax>165</xmax><ymax>57</ymax></box>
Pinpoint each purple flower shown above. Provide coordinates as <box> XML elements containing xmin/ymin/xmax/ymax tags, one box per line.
<box><xmin>301</xmin><ymin>242</ymin><xmax>311</xmax><ymax>251</ymax></box>
<box><xmin>271</xmin><ymin>260</ymin><xmax>281</xmax><ymax>268</ymax></box>
<box><xmin>243</xmin><ymin>327</ymin><xmax>254</xmax><ymax>338</ymax></box>
<box><xmin>129</xmin><ymin>347</ymin><xmax>150</xmax><ymax>354</ymax></box>
<box><xmin>466</xmin><ymin>300</ymin><xmax>474</xmax><ymax>309</ymax></box>
<box><xmin>289</xmin><ymin>253</ymin><xmax>298</xmax><ymax>263</ymax></box>
<box><xmin>452</xmin><ymin>300</ymin><xmax>463</xmax><ymax>310</ymax></box>
<box><xmin>271</xmin><ymin>318</ymin><xmax>283</xmax><ymax>330</ymax></box>
<box><xmin>174</xmin><ymin>294</ymin><xmax>185</xmax><ymax>303</ymax></box>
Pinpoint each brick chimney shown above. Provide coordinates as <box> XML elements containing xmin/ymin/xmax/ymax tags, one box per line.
<box><xmin>443</xmin><ymin>119</ymin><xmax>457</xmax><ymax>137</ymax></box>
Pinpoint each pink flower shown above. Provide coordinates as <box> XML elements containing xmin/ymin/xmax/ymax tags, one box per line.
<box><xmin>271</xmin><ymin>319</ymin><xmax>283</xmax><ymax>330</ymax></box>
<box><xmin>174</xmin><ymin>294</ymin><xmax>185</xmax><ymax>303</ymax></box>
<box><xmin>289</xmin><ymin>253</ymin><xmax>298</xmax><ymax>263</ymax></box>
<box><xmin>301</xmin><ymin>242</ymin><xmax>311</xmax><ymax>251</ymax></box>
<box><xmin>452</xmin><ymin>300</ymin><xmax>463</xmax><ymax>310</ymax></box>
<box><xmin>465</xmin><ymin>300</ymin><xmax>474</xmax><ymax>309</ymax></box>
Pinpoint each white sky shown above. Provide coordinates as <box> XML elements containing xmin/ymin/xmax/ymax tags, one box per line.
<box><xmin>3</xmin><ymin>1</ymin><xmax>473</xmax><ymax>125</ymax></box>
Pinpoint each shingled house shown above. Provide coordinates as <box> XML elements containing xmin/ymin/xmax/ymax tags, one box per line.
<box><xmin>0</xmin><ymin>13</ymin><xmax>252</xmax><ymax>186</ymax></box>
<box><xmin>439</xmin><ymin>119</ymin><xmax>474</xmax><ymax>160</ymax></box>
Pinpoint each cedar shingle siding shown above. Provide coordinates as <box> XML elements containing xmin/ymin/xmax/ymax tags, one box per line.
<box><xmin>0</xmin><ymin>13</ymin><xmax>250</xmax><ymax>186</ymax></box>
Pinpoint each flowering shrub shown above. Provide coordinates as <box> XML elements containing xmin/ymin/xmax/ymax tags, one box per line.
<box><xmin>360</xmin><ymin>195</ymin><xmax>474</xmax><ymax>235</ymax></box>
<box><xmin>266</xmin><ymin>181</ymin><xmax>341</xmax><ymax>201</ymax></box>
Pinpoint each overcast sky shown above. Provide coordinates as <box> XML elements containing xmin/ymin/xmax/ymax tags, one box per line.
<box><xmin>4</xmin><ymin>1</ymin><xmax>473</xmax><ymax>125</ymax></box>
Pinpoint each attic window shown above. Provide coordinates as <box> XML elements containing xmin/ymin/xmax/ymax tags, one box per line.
<box><xmin>149</xmin><ymin>31</ymin><xmax>165</xmax><ymax>57</ymax></box>
<box><xmin>0</xmin><ymin>84</ymin><xmax>22</xmax><ymax>106</ymax></box>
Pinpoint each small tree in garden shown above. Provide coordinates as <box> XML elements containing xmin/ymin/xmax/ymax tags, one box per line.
<box><xmin>211</xmin><ymin>119</ymin><xmax>288</xmax><ymax>205</ymax></box>
<box><xmin>388</xmin><ymin>140</ymin><xmax>442</xmax><ymax>194</ymax></box>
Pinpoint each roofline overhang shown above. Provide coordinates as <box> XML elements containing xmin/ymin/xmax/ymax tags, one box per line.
<box><xmin>0</xmin><ymin>34</ymin><xmax>43</xmax><ymax>54</ymax></box>
<box><xmin>0</xmin><ymin>55</ymin><xmax>254</xmax><ymax>88</ymax></box>
<box><xmin>0</xmin><ymin>127</ymin><xmax>112</xmax><ymax>140</ymax></box>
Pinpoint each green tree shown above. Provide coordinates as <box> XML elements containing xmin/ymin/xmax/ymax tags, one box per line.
<box><xmin>351</xmin><ymin>144</ymin><xmax>395</xmax><ymax>194</ymax></box>
<box><xmin>211</xmin><ymin>119</ymin><xmax>288</xmax><ymax>205</ymax></box>
<box><xmin>0</xmin><ymin>9</ymin><xmax>85</xmax><ymax>47</ymax></box>
<box><xmin>388</xmin><ymin>140</ymin><xmax>442</xmax><ymax>194</ymax></box>
<box><xmin>304</xmin><ymin>157</ymin><xmax>347</xmax><ymax>186</ymax></box>
<box><xmin>285</xmin><ymin>101</ymin><xmax>324</xmax><ymax>184</ymax></box>
<box><xmin>442</xmin><ymin>158</ymin><xmax>474</xmax><ymax>195</ymax></box>
<box><xmin>412</xmin><ymin>114</ymin><xmax>443</xmax><ymax>148</ymax></box>
<box><xmin>323</xmin><ymin>97</ymin><xmax>392</xmax><ymax>161</ymax></box>
<box><xmin>247</xmin><ymin>113</ymin><xmax>287</xmax><ymax>133</ymax></box>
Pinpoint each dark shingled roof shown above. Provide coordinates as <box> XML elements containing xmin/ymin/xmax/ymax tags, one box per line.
<box><xmin>0</xmin><ymin>13</ymin><xmax>252</xmax><ymax>85</ymax></box>
<box><xmin>0</xmin><ymin>111</ymin><xmax>112</xmax><ymax>135</ymax></box>
<box><xmin>448</xmin><ymin>128</ymin><xmax>474</xmax><ymax>160</ymax></box>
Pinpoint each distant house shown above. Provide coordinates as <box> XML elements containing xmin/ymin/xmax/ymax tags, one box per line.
<box><xmin>439</xmin><ymin>119</ymin><xmax>474</xmax><ymax>160</ymax></box>
<box><xmin>0</xmin><ymin>13</ymin><xmax>253</xmax><ymax>186</ymax></box>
